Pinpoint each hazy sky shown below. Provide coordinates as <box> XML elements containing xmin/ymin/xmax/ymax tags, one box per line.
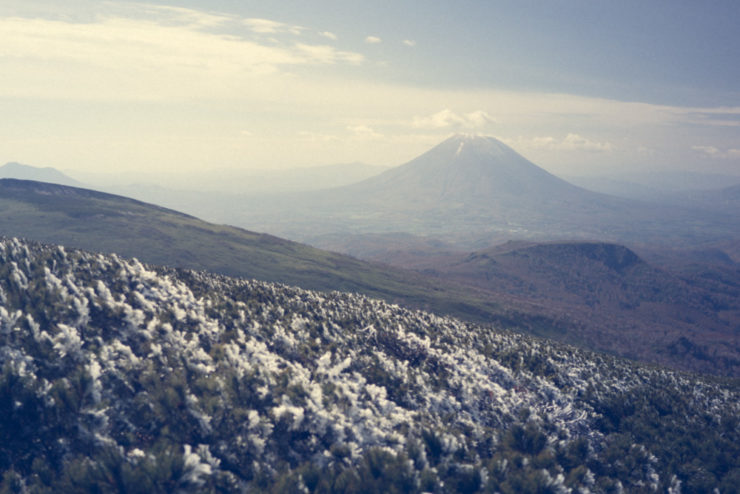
<box><xmin>2</xmin><ymin>0</ymin><xmax>739</xmax><ymax>178</ymax></box>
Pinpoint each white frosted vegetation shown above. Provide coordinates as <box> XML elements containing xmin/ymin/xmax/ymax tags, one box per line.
<box><xmin>0</xmin><ymin>237</ymin><xmax>738</xmax><ymax>491</ymax></box>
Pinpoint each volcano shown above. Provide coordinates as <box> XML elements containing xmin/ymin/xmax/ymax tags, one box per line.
<box><xmin>292</xmin><ymin>134</ymin><xmax>630</xmax><ymax>242</ymax></box>
<box><xmin>339</xmin><ymin>134</ymin><xmax>594</xmax><ymax>210</ymax></box>
<box><xmin>234</xmin><ymin>134</ymin><xmax>739</xmax><ymax>250</ymax></box>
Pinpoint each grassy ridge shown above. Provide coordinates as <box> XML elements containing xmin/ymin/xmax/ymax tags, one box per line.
<box><xmin>0</xmin><ymin>178</ymin><xmax>506</xmax><ymax>325</ymax></box>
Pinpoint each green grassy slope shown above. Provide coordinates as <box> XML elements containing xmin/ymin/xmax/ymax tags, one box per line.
<box><xmin>0</xmin><ymin>178</ymin><xmax>507</xmax><ymax>324</ymax></box>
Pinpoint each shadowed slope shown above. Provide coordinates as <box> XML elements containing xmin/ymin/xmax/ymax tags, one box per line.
<box><xmin>390</xmin><ymin>241</ymin><xmax>740</xmax><ymax>376</ymax></box>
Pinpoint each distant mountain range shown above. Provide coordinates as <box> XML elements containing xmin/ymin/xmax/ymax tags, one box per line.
<box><xmin>0</xmin><ymin>162</ymin><xmax>84</xmax><ymax>187</ymax></box>
<box><xmin>73</xmin><ymin>162</ymin><xmax>388</xmax><ymax>196</ymax></box>
<box><xmin>565</xmin><ymin>171</ymin><xmax>740</xmax><ymax>201</ymax></box>
<box><xmin>198</xmin><ymin>161</ymin><xmax>390</xmax><ymax>194</ymax></box>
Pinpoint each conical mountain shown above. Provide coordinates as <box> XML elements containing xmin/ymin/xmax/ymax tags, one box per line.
<box><xmin>316</xmin><ymin>134</ymin><xmax>618</xmax><ymax>236</ymax></box>
<box><xmin>234</xmin><ymin>134</ymin><xmax>739</xmax><ymax>249</ymax></box>
<box><xmin>345</xmin><ymin>134</ymin><xmax>584</xmax><ymax>207</ymax></box>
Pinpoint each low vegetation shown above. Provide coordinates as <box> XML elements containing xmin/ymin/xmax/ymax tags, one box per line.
<box><xmin>1</xmin><ymin>237</ymin><xmax>738</xmax><ymax>492</ymax></box>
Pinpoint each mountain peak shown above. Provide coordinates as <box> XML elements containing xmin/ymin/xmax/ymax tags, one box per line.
<box><xmin>448</xmin><ymin>132</ymin><xmax>487</xmax><ymax>142</ymax></box>
<box><xmin>443</xmin><ymin>134</ymin><xmax>513</xmax><ymax>157</ymax></box>
<box><xmin>336</xmin><ymin>134</ymin><xmax>586</xmax><ymax>214</ymax></box>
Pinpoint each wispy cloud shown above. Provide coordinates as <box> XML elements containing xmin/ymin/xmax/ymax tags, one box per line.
<box><xmin>243</xmin><ymin>18</ymin><xmax>303</xmax><ymax>35</ymax></box>
<box><xmin>347</xmin><ymin>125</ymin><xmax>383</xmax><ymax>140</ymax></box>
<box><xmin>402</xmin><ymin>39</ymin><xmax>416</xmax><ymax>47</ymax></box>
<box><xmin>511</xmin><ymin>134</ymin><xmax>614</xmax><ymax>153</ymax></box>
<box><xmin>671</xmin><ymin>107</ymin><xmax>740</xmax><ymax>127</ymax></box>
<box><xmin>105</xmin><ymin>3</ymin><xmax>236</xmax><ymax>29</ymax></box>
<box><xmin>297</xmin><ymin>131</ymin><xmax>339</xmax><ymax>143</ymax></box>
<box><xmin>295</xmin><ymin>44</ymin><xmax>364</xmax><ymax>64</ymax></box>
<box><xmin>412</xmin><ymin>109</ymin><xmax>495</xmax><ymax>129</ymax></box>
<box><xmin>2</xmin><ymin>2</ymin><xmax>737</xmax><ymax>175</ymax></box>
<box><xmin>691</xmin><ymin>145</ymin><xmax>740</xmax><ymax>159</ymax></box>
<box><xmin>560</xmin><ymin>134</ymin><xmax>613</xmax><ymax>152</ymax></box>
<box><xmin>319</xmin><ymin>31</ymin><xmax>337</xmax><ymax>40</ymax></box>
<box><xmin>365</xmin><ymin>35</ymin><xmax>382</xmax><ymax>44</ymax></box>
<box><xmin>0</xmin><ymin>8</ymin><xmax>364</xmax><ymax>101</ymax></box>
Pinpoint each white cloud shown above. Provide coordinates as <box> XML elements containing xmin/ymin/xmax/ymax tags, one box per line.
<box><xmin>402</xmin><ymin>39</ymin><xmax>416</xmax><ymax>47</ymax></box>
<box><xmin>103</xmin><ymin>3</ymin><xmax>236</xmax><ymax>29</ymax></box>
<box><xmin>365</xmin><ymin>35</ymin><xmax>382</xmax><ymax>44</ymax></box>
<box><xmin>412</xmin><ymin>109</ymin><xmax>495</xmax><ymax>129</ymax></box>
<box><xmin>518</xmin><ymin>134</ymin><xmax>613</xmax><ymax>152</ymax></box>
<box><xmin>464</xmin><ymin>110</ymin><xmax>496</xmax><ymax>128</ymax></box>
<box><xmin>319</xmin><ymin>31</ymin><xmax>337</xmax><ymax>40</ymax></box>
<box><xmin>243</xmin><ymin>18</ymin><xmax>303</xmax><ymax>35</ymax></box>
<box><xmin>691</xmin><ymin>145</ymin><xmax>740</xmax><ymax>159</ymax></box>
<box><xmin>0</xmin><ymin>10</ymin><xmax>364</xmax><ymax>101</ymax></box>
<box><xmin>671</xmin><ymin>107</ymin><xmax>740</xmax><ymax>128</ymax></box>
<box><xmin>691</xmin><ymin>145</ymin><xmax>722</xmax><ymax>158</ymax></box>
<box><xmin>297</xmin><ymin>131</ymin><xmax>339</xmax><ymax>143</ymax></box>
<box><xmin>347</xmin><ymin>125</ymin><xmax>383</xmax><ymax>139</ymax></box>
<box><xmin>294</xmin><ymin>43</ymin><xmax>364</xmax><ymax>64</ymax></box>
<box><xmin>2</xmin><ymin>3</ymin><xmax>737</xmax><ymax>175</ymax></box>
<box><xmin>561</xmin><ymin>133</ymin><xmax>613</xmax><ymax>152</ymax></box>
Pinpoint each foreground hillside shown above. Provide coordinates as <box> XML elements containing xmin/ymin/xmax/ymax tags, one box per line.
<box><xmin>1</xmin><ymin>238</ymin><xmax>738</xmax><ymax>492</ymax></box>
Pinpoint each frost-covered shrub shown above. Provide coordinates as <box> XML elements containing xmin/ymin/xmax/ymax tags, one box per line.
<box><xmin>0</xmin><ymin>237</ymin><xmax>738</xmax><ymax>492</ymax></box>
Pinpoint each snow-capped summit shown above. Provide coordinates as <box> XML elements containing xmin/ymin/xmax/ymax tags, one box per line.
<box><xmin>448</xmin><ymin>133</ymin><xmax>516</xmax><ymax>158</ymax></box>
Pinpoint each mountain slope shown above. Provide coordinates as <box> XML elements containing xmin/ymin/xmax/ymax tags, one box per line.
<box><xmin>378</xmin><ymin>241</ymin><xmax>740</xmax><ymax>376</ymax></box>
<box><xmin>0</xmin><ymin>178</ymin><xmax>508</xmax><ymax>324</ymax></box>
<box><xmin>232</xmin><ymin>135</ymin><xmax>739</xmax><ymax>251</ymax></box>
<box><xmin>0</xmin><ymin>162</ymin><xmax>84</xmax><ymax>187</ymax></box>
<box><xmin>0</xmin><ymin>177</ymin><xmax>420</xmax><ymax>293</ymax></box>
<box><xmin>564</xmin><ymin>171</ymin><xmax>740</xmax><ymax>202</ymax></box>
<box><xmin>675</xmin><ymin>183</ymin><xmax>740</xmax><ymax>216</ymax></box>
<box><xmin>340</xmin><ymin>135</ymin><xmax>585</xmax><ymax>207</ymax></box>
<box><xmin>1</xmin><ymin>237</ymin><xmax>738</xmax><ymax>492</ymax></box>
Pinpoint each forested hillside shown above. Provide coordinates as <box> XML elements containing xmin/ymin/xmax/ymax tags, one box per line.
<box><xmin>1</xmin><ymin>237</ymin><xmax>738</xmax><ymax>492</ymax></box>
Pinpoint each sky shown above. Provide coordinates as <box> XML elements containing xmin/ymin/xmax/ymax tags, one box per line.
<box><xmin>1</xmin><ymin>0</ymin><xmax>740</xmax><ymax>180</ymax></box>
